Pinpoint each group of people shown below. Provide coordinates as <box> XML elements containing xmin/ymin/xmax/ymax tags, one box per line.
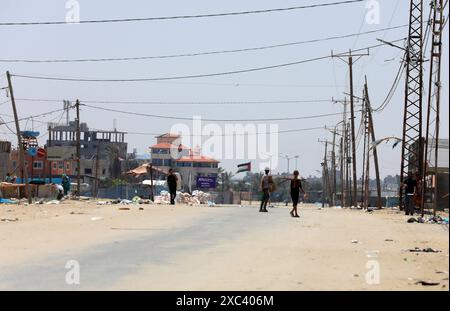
<box><xmin>259</xmin><ymin>167</ymin><xmax>307</xmax><ymax>218</ymax></box>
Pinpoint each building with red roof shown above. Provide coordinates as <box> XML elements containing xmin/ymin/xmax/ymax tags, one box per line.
<box><xmin>149</xmin><ymin>133</ymin><xmax>220</xmax><ymax>191</ymax></box>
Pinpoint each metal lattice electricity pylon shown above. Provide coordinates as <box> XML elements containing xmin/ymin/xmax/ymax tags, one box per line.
<box><xmin>421</xmin><ymin>0</ymin><xmax>445</xmax><ymax>216</ymax></box>
<box><xmin>399</xmin><ymin>0</ymin><xmax>424</xmax><ymax>210</ymax></box>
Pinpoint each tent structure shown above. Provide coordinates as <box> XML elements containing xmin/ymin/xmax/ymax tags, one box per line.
<box><xmin>126</xmin><ymin>163</ymin><xmax>168</xmax><ymax>177</ymax></box>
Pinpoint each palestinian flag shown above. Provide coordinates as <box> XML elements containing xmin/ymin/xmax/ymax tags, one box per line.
<box><xmin>237</xmin><ymin>162</ymin><xmax>251</xmax><ymax>173</ymax></box>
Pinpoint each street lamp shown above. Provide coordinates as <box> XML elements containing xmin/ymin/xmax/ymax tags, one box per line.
<box><xmin>279</xmin><ymin>153</ymin><xmax>299</xmax><ymax>174</ymax></box>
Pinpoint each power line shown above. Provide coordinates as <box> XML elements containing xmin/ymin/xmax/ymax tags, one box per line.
<box><xmin>82</xmin><ymin>104</ymin><xmax>353</xmax><ymax>122</ymax></box>
<box><xmin>10</xmin><ymin>39</ymin><xmax>406</xmax><ymax>83</ymax></box>
<box><xmin>123</xmin><ymin>126</ymin><xmax>331</xmax><ymax>137</ymax></box>
<box><xmin>14</xmin><ymin>98</ymin><xmax>333</xmax><ymax>105</ymax></box>
<box><xmin>0</xmin><ymin>108</ymin><xmax>68</xmax><ymax>125</ymax></box>
<box><xmin>0</xmin><ymin>24</ymin><xmax>409</xmax><ymax>63</ymax></box>
<box><xmin>0</xmin><ymin>0</ymin><xmax>364</xmax><ymax>26</ymax></box>
<box><xmin>373</xmin><ymin>55</ymin><xmax>406</xmax><ymax>112</ymax></box>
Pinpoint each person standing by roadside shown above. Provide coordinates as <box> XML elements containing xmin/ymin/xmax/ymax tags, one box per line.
<box><xmin>5</xmin><ymin>173</ymin><xmax>13</xmax><ymax>183</ymax></box>
<box><xmin>260</xmin><ymin>167</ymin><xmax>274</xmax><ymax>213</ymax></box>
<box><xmin>403</xmin><ymin>172</ymin><xmax>418</xmax><ymax>216</ymax></box>
<box><xmin>167</xmin><ymin>169</ymin><xmax>178</xmax><ymax>205</ymax></box>
<box><xmin>61</xmin><ymin>174</ymin><xmax>71</xmax><ymax>196</ymax></box>
<box><xmin>289</xmin><ymin>170</ymin><xmax>306</xmax><ymax>218</ymax></box>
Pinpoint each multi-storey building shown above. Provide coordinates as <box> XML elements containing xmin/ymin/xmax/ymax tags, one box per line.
<box><xmin>150</xmin><ymin>133</ymin><xmax>220</xmax><ymax>191</ymax></box>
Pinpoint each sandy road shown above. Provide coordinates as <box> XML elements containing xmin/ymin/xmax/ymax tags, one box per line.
<box><xmin>0</xmin><ymin>202</ymin><xmax>448</xmax><ymax>291</ymax></box>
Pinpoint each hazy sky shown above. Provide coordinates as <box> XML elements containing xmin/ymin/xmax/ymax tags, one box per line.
<box><xmin>0</xmin><ymin>0</ymin><xmax>448</xmax><ymax>178</ymax></box>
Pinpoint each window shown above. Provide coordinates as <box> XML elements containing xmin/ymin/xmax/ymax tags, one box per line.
<box><xmin>58</xmin><ymin>161</ymin><xmax>64</xmax><ymax>169</ymax></box>
<box><xmin>152</xmin><ymin>158</ymin><xmax>163</xmax><ymax>166</ymax></box>
<box><xmin>33</xmin><ymin>161</ymin><xmax>43</xmax><ymax>169</ymax></box>
<box><xmin>52</xmin><ymin>162</ymin><xmax>57</xmax><ymax>169</ymax></box>
<box><xmin>84</xmin><ymin>168</ymin><xmax>92</xmax><ymax>174</ymax></box>
<box><xmin>152</xmin><ymin>148</ymin><xmax>169</xmax><ymax>155</ymax></box>
<box><xmin>66</xmin><ymin>162</ymin><xmax>71</xmax><ymax>170</ymax></box>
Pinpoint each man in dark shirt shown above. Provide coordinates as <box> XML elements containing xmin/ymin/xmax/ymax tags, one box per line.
<box><xmin>167</xmin><ymin>169</ymin><xmax>178</xmax><ymax>205</ymax></box>
<box><xmin>403</xmin><ymin>172</ymin><xmax>418</xmax><ymax>216</ymax></box>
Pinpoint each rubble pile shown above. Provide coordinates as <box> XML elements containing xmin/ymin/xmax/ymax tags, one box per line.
<box><xmin>407</xmin><ymin>215</ymin><xmax>449</xmax><ymax>225</ymax></box>
<box><xmin>152</xmin><ymin>190</ymin><xmax>214</xmax><ymax>205</ymax></box>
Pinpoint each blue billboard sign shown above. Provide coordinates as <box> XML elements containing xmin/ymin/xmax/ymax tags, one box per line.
<box><xmin>196</xmin><ymin>176</ymin><xmax>217</xmax><ymax>189</ymax></box>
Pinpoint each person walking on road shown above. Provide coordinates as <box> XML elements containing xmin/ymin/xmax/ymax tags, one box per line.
<box><xmin>403</xmin><ymin>172</ymin><xmax>418</xmax><ymax>216</ymax></box>
<box><xmin>289</xmin><ymin>170</ymin><xmax>306</xmax><ymax>218</ymax></box>
<box><xmin>167</xmin><ymin>169</ymin><xmax>178</xmax><ymax>205</ymax></box>
<box><xmin>260</xmin><ymin>167</ymin><xmax>275</xmax><ymax>213</ymax></box>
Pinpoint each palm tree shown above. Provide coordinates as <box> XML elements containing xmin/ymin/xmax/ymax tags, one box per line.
<box><xmin>106</xmin><ymin>145</ymin><xmax>122</xmax><ymax>179</ymax></box>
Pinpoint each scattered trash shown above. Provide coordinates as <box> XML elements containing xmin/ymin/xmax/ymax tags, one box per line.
<box><xmin>46</xmin><ymin>200</ymin><xmax>60</xmax><ymax>205</ymax></box>
<box><xmin>435</xmin><ymin>270</ymin><xmax>448</xmax><ymax>274</ymax></box>
<box><xmin>407</xmin><ymin>215</ymin><xmax>449</xmax><ymax>225</ymax></box>
<box><xmin>0</xmin><ymin>198</ymin><xmax>18</xmax><ymax>204</ymax></box>
<box><xmin>407</xmin><ymin>247</ymin><xmax>441</xmax><ymax>253</ymax></box>
<box><xmin>70</xmin><ymin>211</ymin><xmax>84</xmax><ymax>215</ymax></box>
<box><xmin>351</xmin><ymin>240</ymin><xmax>360</xmax><ymax>244</ymax></box>
<box><xmin>384</xmin><ymin>239</ymin><xmax>394</xmax><ymax>242</ymax></box>
<box><xmin>415</xmin><ymin>280</ymin><xmax>440</xmax><ymax>286</ymax></box>
<box><xmin>90</xmin><ymin>217</ymin><xmax>103</xmax><ymax>221</ymax></box>
<box><xmin>118</xmin><ymin>207</ymin><xmax>131</xmax><ymax>210</ymax></box>
<box><xmin>1</xmin><ymin>217</ymin><xmax>19</xmax><ymax>222</ymax></box>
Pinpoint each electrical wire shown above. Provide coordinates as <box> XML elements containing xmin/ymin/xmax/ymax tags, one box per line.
<box><xmin>373</xmin><ymin>54</ymin><xmax>406</xmax><ymax>112</ymax></box>
<box><xmin>0</xmin><ymin>24</ymin><xmax>409</xmax><ymax>63</ymax></box>
<box><xmin>114</xmin><ymin>126</ymin><xmax>331</xmax><ymax>137</ymax></box>
<box><xmin>14</xmin><ymin>98</ymin><xmax>333</xmax><ymax>105</ymax></box>
<box><xmin>82</xmin><ymin>104</ymin><xmax>352</xmax><ymax>122</ymax></box>
<box><xmin>0</xmin><ymin>108</ymin><xmax>68</xmax><ymax>125</ymax></box>
<box><xmin>0</xmin><ymin>0</ymin><xmax>364</xmax><ymax>26</ymax></box>
<box><xmin>10</xmin><ymin>39</ymin><xmax>406</xmax><ymax>83</ymax></box>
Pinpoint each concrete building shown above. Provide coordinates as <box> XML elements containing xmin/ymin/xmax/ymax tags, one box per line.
<box><xmin>149</xmin><ymin>133</ymin><xmax>190</xmax><ymax>172</ymax></box>
<box><xmin>409</xmin><ymin>138</ymin><xmax>449</xmax><ymax>210</ymax></box>
<box><xmin>150</xmin><ymin>133</ymin><xmax>220</xmax><ymax>191</ymax></box>
<box><xmin>46</xmin><ymin>121</ymin><xmax>128</xmax><ymax>180</ymax></box>
<box><xmin>0</xmin><ymin>141</ymin><xmax>11</xmax><ymax>180</ymax></box>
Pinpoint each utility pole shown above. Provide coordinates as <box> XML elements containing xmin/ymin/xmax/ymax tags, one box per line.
<box><xmin>332</xmin><ymin>98</ymin><xmax>350</xmax><ymax>207</ymax></box>
<box><xmin>400</xmin><ymin>0</ymin><xmax>424</xmax><ymax>210</ymax></box>
<box><xmin>364</xmin><ymin>78</ymin><xmax>382</xmax><ymax>209</ymax></box>
<box><xmin>361</xmin><ymin>95</ymin><xmax>369</xmax><ymax>207</ymax></box>
<box><xmin>422</xmin><ymin>0</ymin><xmax>444</xmax><ymax>217</ymax></box>
<box><xmin>6</xmin><ymin>71</ymin><xmax>32</xmax><ymax>204</ymax></box>
<box><xmin>75</xmin><ymin>99</ymin><xmax>81</xmax><ymax>197</ymax></box>
<box><xmin>94</xmin><ymin>141</ymin><xmax>101</xmax><ymax>198</ymax></box>
<box><xmin>331</xmin><ymin>130</ymin><xmax>337</xmax><ymax>206</ymax></box>
<box><xmin>319</xmin><ymin>139</ymin><xmax>334</xmax><ymax>207</ymax></box>
<box><xmin>332</xmin><ymin>50</ymin><xmax>369</xmax><ymax>207</ymax></box>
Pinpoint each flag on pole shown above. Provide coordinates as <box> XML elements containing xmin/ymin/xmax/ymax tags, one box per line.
<box><xmin>236</xmin><ymin>162</ymin><xmax>251</xmax><ymax>173</ymax></box>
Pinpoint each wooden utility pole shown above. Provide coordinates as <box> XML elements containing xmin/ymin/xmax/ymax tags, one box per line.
<box><xmin>332</xmin><ymin>98</ymin><xmax>350</xmax><ymax>207</ymax></box>
<box><xmin>94</xmin><ymin>141</ymin><xmax>101</xmax><ymax>198</ymax></box>
<box><xmin>364</xmin><ymin>78</ymin><xmax>382</xmax><ymax>209</ymax></box>
<box><xmin>333</xmin><ymin>50</ymin><xmax>369</xmax><ymax>207</ymax></box>
<box><xmin>75</xmin><ymin>99</ymin><xmax>81</xmax><ymax>197</ymax></box>
<box><xmin>6</xmin><ymin>71</ymin><xmax>32</xmax><ymax>204</ymax></box>
<box><xmin>331</xmin><ymin>130</ymin><xmax>337</xmax><ymax>206</ymax></box>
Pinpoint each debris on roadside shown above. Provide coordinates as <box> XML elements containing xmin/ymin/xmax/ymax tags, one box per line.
<box><xmin>415</xmin><ymin>280</ymin><xmax>440</xmax><ymax>286</ymax></box>
<box><xmin>1</xmin><ymin>217</ymin><xmax>19</xmax><ymax>222</ymax></box>
<box><xmin>406</xmin><ymin>247</ymin><xmax>442</xmax><ymax>253</ymax></box>
<box><xmin>0</xmin><ymin>198</ymin><xmax>18</xmax><ymax>204</ymax></box>
<box><xmin>407</xmin><ymin>215</ymin><xmax>449</xmax><ymax>225</ymax></box>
